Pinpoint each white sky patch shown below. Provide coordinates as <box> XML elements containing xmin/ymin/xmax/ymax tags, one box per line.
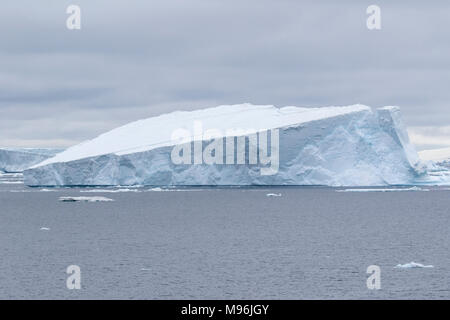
<box><xmin>408</xmin><ymin>126</ymin><xmax>450</xmax><ymax>151</ymax></box>
<box><xmin>337</xmin><ymin>187</ymin><xmax>428</xmax><ymax>192</ymax></box>
<box><xmin>266</xmin><ymin>193</ymin><xmax>282</xmax><ymax>197</ymax></box>
<box><xmin>59</xmin><ymin>196</ymin><xmax>114</xmax><ymax>202</ymax></box>
<box><xmin>419</xmin><ymin>147</ymin><xmax>450</xmax><ymax>162</ymax></box>
<box><xmin>0</xmin><ymin>138</ymin><xmax>78</xmax><ymax>149</ymax></box>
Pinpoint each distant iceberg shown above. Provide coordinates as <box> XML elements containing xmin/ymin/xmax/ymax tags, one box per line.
<box><xmin>0</xmin><ymin>148</ymin><xmax>62</xmax><ymax>173</ymax></box>
<box><xmin>24</xmin><ymin>103</ymin><xmax>429</xmax><ymax>187</ymax></box>
<box><xmin>336</xmin><ymin>186</ymin><xmax>428</xmax><ymax>192</ymax></box>
<box><xmin>419</xmin><ymin>147</ymin><xmax>450</xmax><ymax>164</ymax></box>
<box><xmin>418</xmin><ymin>147</ymin><xmax>450</xmax><ymax>185</ymax></box>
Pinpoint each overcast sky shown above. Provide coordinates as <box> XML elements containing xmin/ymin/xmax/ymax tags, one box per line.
<box><xmin>0</xmin><ymin>0</ymin><xmax>449</xmax><ymax>150</ymax></box>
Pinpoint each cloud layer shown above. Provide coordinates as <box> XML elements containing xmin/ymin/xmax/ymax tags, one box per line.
<box><xmin>0</xmin><ymin>0</ymin><xmax>449</xmax><ymax>150</ymax></box>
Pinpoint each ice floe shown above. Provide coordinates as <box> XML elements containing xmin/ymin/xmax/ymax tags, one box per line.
<box><xmin>395</xmin><ymin>262</ymin><xmax>434</xmax><ymax>269</ymax></box>
<box><xmin>59</xmin><ymin>196</ymin><xmax>114</xmax><ymax>202</ymax></box>
<box><xmin>79</xmin><ymin>188</ymin><xmax>141</xmax><ymax>193</ymax></box>
<box><xmin>336</xmin><ymin>186</ymin><xmax>429</xmax><ymax>192</ymax></box>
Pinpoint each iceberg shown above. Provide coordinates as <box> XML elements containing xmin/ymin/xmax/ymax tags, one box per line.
<box><xmin>24</xmin><ymin>103</ymin><xmax>426</xmax><ymax>187</ymax></box>
<box><xmin>59</xmin><ymin>196</ymin><xmax>114</xmax><ymax>202</ymax></box>
<box><xmin>336</xmin><ymin>186</ymin><xmax>429</xmax><ymax>192</ymax></box>
<box><xmin>0</xmin><ymin>148</ymin><xmax>62</xmax><ymax>173</ymax></box>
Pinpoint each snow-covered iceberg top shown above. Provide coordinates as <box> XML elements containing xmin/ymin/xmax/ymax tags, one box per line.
<box><xmin>24</xmin><ymin>103</ymin><xmax>428</xmax><ymax>186</ymax></box>
<box><xmin>0</xmin><ymin>148</ymin><xmax>62</xmax><ymax>173</ymax></box>
<box><xmin>33</xmin><ymin>104</ymin><xmax>370</xmax><ymax>167</ymax></box>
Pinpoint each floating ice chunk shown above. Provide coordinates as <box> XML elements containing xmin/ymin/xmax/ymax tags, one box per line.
<box><xmin>144</xmin><ymin>187</ymin><xmax>204</xmax><ymax>192</ymax></box>
<box><xmin>40</xmin><ymin>227</ymin><xmax>51</xmax><ymax>231</ymax></box>
<box><xmin>24</xmin><ymin>104</ymin><xmax>426</xmax><ymax>187</ymax></box>
<box><xmin>79</xmin><ymin>188</ymin><xmax>141</xmax><ymax>193</ymax></box>
<box><xmin>0</xmin><ymin>172</ymin><xmax>24</xmax><ymax>185</ymax></box>
<box><xmin>1</xmin><ymin>173</ymin><xmax>23</xmax><ymax>178</ymax></box>
<box><xmin>59</xmin><ymin>196</ymin><xmax>114</xmax><ymax>202</ymax></box>
<box><xmin>266</xmin><ymin>193</ymin><xmax>282</xmax><ymax>197</ymax></box>
<box><xmin>337</xmin><ymin>186</ymin><xmax>428</xmax><ymax>192</ymax></box>
<box><xmin>395</xmin><ymin>262</ymin><xmax>434</xmax><ymax>269</ymax></box>
<box><xmin>147</xmin><ymin>187</ymin><xmax>185</xmax><ymax>191</ymax></box>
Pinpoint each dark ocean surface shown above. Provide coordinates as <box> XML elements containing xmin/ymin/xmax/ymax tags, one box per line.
<box><xmin>1</xmin><ymin>173</ymin><xmax>449</xmax><ymax>299</ymax></box>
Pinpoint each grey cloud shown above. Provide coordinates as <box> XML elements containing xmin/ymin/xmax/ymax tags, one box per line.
<box><xmin>0</xmin><ymin>0</ymin><xmax>449</xmax><ymax>149</ymax></box>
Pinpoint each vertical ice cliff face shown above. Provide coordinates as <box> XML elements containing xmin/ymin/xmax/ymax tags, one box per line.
<box><xmin>0</xmin><ymin>148</ymin><xmax>62</xmax><ymax>173</ymax></box>
<box><xmin>24</xmin><ymin>104</ymin><xmax>425</xmax><ymax>186</ymax></box>
<box><xmin>419</xmin><ymin>147</ymin><xmax>450</xmax><ymax>165</ymax></box>
<box><xmin>268</xmin><ymin>106</ymin><xmax>423</xmax><ymax>186</ymax></box>
<box><xmin>376</xmin><ymin>106</ymin><xmax>421</xmax><ymax>169</ymax></box>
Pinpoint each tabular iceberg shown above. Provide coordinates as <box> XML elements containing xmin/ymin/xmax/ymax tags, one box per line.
<box><xmin>0</xmin><ymin>148</ymin><xmax>62</xmax><ymax>173</ymax></box>
<box><xmin>24</xmin><ymin>103</ymin><xmax>426</xmax><ymax>186</ymax></box>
